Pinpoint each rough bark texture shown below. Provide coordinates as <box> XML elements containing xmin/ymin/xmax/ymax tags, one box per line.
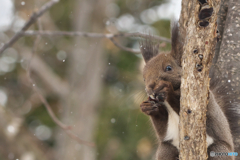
<box><xmin>179</xmin><ymin>0</ymin><xmax>220</xmax><ymax>159</ymax></box>
<box><xmin>216</xmin><ymin>0</ymin><xmax>240</xmax><ymax>151</ymax></box>
<box><xmin>213</xmin><ymin>0</ymin><xmax>229</xmax><ymax>64</ymax></box>
<box><xmin>178</xmin><ymin>0</ymin><xmax>189</xmax><ymax>42</ymax></box>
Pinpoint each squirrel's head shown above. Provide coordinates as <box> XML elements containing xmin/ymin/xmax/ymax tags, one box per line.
<box><xmin>140</xmin><ymin>24</ymin><xmax>183</xmax><ymax>98</ymax></box>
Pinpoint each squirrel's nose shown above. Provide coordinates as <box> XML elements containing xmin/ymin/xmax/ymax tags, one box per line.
<box><xmin>148</xmin><ymin>82</ymin><xmax>156</xmax><ymax>90</ymax></box>
<box><xmin>145</xmin><ymin>81</ymin><xmax>156</xmax><ymax>96</ymax></box>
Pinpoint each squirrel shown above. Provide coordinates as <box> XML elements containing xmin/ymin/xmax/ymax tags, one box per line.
<box><xmin>139</xmin><ymin>24</ymin><xmax>240</xmax><ymax>160</ymax></box>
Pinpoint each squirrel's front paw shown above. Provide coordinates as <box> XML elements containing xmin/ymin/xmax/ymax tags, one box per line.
<box><xmin>140</xmin><ymin>101</ymin><xmax>162</xmax><ymax>116</ymax></box>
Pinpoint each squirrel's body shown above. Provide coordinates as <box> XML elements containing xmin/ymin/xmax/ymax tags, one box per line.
<box><xmin>140</xmin><ymin>25</ymin><xmax>240</xmax><ymax>160</ymax></box>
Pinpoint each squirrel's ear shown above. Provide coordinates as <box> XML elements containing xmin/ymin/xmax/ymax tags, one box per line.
<box><xmin>170</xmin><ymin>23</ymin><xmax>183</xmax><ymax>66</ymax></box>
<box><xmin>140</xmin><ymin>37</ymin><xmax>159</xmax><ymax>63</ymax></box>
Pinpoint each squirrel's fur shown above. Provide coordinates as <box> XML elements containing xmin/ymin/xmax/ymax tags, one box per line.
<box><xmin>140</xmin><ymin>24</ymin><xmax>240</xmax><ymax>160</ymax></box>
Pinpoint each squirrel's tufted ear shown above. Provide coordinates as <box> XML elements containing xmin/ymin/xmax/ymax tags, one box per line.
<box><xmin>140</xmin><ymin>37</ymin><xmax>159</xmax><ymax>63</ymax></box>
<box><xmin>170</xmin><ymin>23</ymin><xmax>183</xmax><ymax>66</ymax></box>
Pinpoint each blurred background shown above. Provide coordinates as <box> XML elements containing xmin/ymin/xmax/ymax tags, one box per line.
<box><xmin>0</xmin><ymin>0</ymin><xmax>181</xmax><ymax>160</ymax></box>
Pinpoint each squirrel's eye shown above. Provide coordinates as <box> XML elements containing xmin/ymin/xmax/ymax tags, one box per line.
<box><xmin>165</xmin><ymin>65</ymin><xmax>172</xmax><ymax>71</ymax></box>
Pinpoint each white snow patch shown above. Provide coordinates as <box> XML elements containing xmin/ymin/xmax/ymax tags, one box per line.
<box><xmin>0</xmin><ymin>0</ymin><xmax>14</xmax><ymax>31</ymax></box>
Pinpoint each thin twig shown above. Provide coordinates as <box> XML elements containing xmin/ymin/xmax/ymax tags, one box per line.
<box><xmin>35</xmin><ymin>88</ymin><xmax>95</xmax><ymax>147</ymax></box>
<box><xmin>109</xmin><ymin>38</ymin><xmax>140</xmax><ymax>53</ymax></box>
<box><xmin>33</xmin><ymin>86</ymin><xmax>71</xmax><ymax>131</ymax></box>
<box><xmin>0</xmin><ymin>0</ymin><xmax>60</xmax><ymax>54</ymax></box>
<box><xmin>33</xmin><ymin>85</ymin><xmax>95</xmax><ymax>147</ymax></box>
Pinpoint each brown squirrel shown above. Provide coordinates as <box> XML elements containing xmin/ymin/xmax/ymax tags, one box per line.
<box><xmin>139</xmin><ymin>24</ymin><xmax>240</xmax><ymax>160</ymax></box>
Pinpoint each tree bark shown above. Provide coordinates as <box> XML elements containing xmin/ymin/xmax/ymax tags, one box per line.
<box><xmin>216</xmin><ymin>0</ymin><xmax>240</xmax><ymax>151</ymax></box>
<box><xmin>179</xmin><ymin>0</ymin><xmax>220</xmax><ymax>159</ymax></box>
<box><xmin>213</xmin><ymin>0</ymin><xmax>229</xmax><ymax>65</ymax></box>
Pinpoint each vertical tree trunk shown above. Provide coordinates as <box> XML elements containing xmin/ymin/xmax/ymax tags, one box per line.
<box><xmin>56</xmin><ymin>0</ymin><xmax>110</xmax><ymax>160</ymax></box>
<box><xmin>216</xmin><ymin>0</ymin><xmax>240</xmax><ymax>151</ymax></box>
<box><xmin>179</xmin><ymin>0</ymin><xmax>220</xmax><ymax>159</ymax></box>
<box><xmin>213</xmin><ymin>0</ymin><xmax>229</xmax><ymax>64</ymax></box>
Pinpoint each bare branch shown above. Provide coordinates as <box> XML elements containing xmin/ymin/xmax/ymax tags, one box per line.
<box><xmin>0</xmin><ymin>0</ymin><xmax>171</xmax><ymax>56</ymax></box>
<box><xmin>0</xmin><ymin>0</ymin><xmax>60</xmax><ymax>54</ymax></box>
<box><xmin>33</xmin><ymin>86</ymin><xmax>70</xmax><ymax>131</ymax></box>
<box><xmin>31</xmin><ymin>83</ymin><xmax>95</xmax><ymax>147</ymax></box>
<box><xmin>34</xmin><ymin>86</ymin><xmax>95</xmax><ymax>147</ymax></box>
<box><xmin>27</xmin><ymin>57</ymin><xmax>95</xmax><ymax>148</ymax></box>
<box><xmin>22</xmin><ymin>30</ymin><xmax>171</xmax><ymax>43</ymax></box>
<box><xmin>18</xmin><ymin>20</ymin><xmax>69</xmax><ymax>98</ymax></box>
<box><xmin>22</xmin><ymin>30</ymin><xmax>170</xmax><ymax>54</ymax></box>
<box><xmin>25</xmin><ymin>21</ymin><xmax>95</xmax><ymax>148</ymax></box>
<box><xmin>20</xmin><ymin>50</ymin><xmax>70</xmax><ymax>97</ymax></box>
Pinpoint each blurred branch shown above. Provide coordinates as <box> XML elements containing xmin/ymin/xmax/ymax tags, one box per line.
<box><xmin>3</xmin><ymin>29</ymin><xmax>171</xmax><ymax>54</ymax></box>
<box><xmin>19</xmin><ymin>19</ymin><xmax>69</xmax><ymax>97</ymax></box>
<box><xmin>0</xmin><ymin>0</ymin><xmax>60</xmax><ymax>54</ymax></box>
<box><xmin>22</xmin><ymin>30</ymin><xmax>171</xmax><ymax>54</ymax></box>
<box><xmin>20</xmin><ymin>51</ymin><xmax>70</xmax><ymax>97</ymax></box>
<box><xmin>29</xmin><ymin>84</ymin><xmax>70</xmax><ymax>131</ymax></box>
<box><xmin>0</xmin><ymin>0</ymin><xmax>171</xmax><ymax>55</ymax></box>
<box><xmin>25</xmin><ymin>28</ymin><xmax>95</xmax><ymax>148</ymax></box>
<box><xmin>33</xmin><ymin>86</ymin><xmax>95</xmax><ymax>147</ymax></box>
<box><xmin>23</xmin><ymin>30</ymin><xmax>171</xmax><ymax>43</ymax></box>
<box><xmin>109</xmin><ymin>37</ymin><xmax>140</xmax><ymax>53</ymax></box>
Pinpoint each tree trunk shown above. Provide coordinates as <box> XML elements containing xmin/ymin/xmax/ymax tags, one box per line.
<box><xmin>216</xmin><ymin>0</ymin><xmax>240</xmax><ymax>151</ymax></box>
<box><xmin>179</xmin><ymin>0</ymin><xmax>220</xmax><ymax>159</ymax></box>
<box><xmin>213</xmin><ymin>0</ymin><xmax>229</xmax><ymax>64</ymax></box>
<box><xmin>56</xmin><ymin>0</ymin><xmax>110</xmax><ymax>160</ymax></box>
